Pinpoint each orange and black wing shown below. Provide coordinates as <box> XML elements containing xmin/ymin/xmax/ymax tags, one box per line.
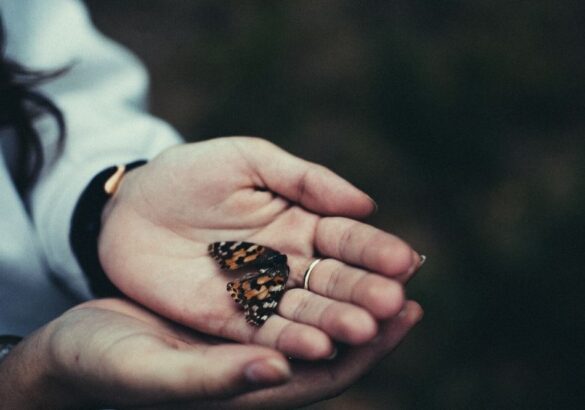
<box><xmin>226</xmin><ymin>263</ymin><xmax>289</xmax><ymax>326</ymax></box>
<box><xmin>208</xmin><ymin>241</ymin><xmax>280</xmax><ymax>270</ymax></box>
<box><xmin>210</xmin><ymin>241</ymin><xmax>289</xmax><ymax>327</ymax></box>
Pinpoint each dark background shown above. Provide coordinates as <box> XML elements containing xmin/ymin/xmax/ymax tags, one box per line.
<box><xmin>86</xmin><ymin>1</ymin><xmax>584</xmax><ymax>409</ymax></box>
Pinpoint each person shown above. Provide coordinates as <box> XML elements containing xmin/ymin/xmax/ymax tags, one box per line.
<box><xmin>0</xmin><ymin>0</ymin><xmax>424</xmax><ymax>408</ymax></box>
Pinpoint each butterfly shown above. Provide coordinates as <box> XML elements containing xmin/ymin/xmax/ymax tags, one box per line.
<box><xmin>208</xmin><ymin>241</ymin><xmax>289</xmax><ymax>327</ymax></box>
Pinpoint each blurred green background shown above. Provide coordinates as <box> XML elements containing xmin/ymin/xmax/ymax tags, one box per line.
<box><xmin>86</xmin><ymin>1</ymin><xmax>584</xmax><ymax>408</ymax></box>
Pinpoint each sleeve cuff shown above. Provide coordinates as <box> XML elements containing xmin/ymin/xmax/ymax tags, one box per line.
<box><xmin>35</xmin><ymin>154</ymin><xmax>158</xmax><ymax>300</ymax></box>
<box><xmin>69</xmin><ymin>160</ymin><xmax>147</xmax><ymax>297</ymax></box>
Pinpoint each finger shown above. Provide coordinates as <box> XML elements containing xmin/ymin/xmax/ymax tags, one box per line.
<box><xmin>255</xmin><ymin>317</ymin><xmax>334</xmax><ymax>360</ymax></box>
<box><xmin>312</xmin><ymin>300</ymin><xmax>424</xmax><ymax>396</ymax></box>
<box><xmin>61</xmin><ymin>307</ymin><xmax>293</xmax><ymax>406</ymax></box>
<box><xmin>206</xmin><ymin>300</ymin><xmax>423</xmax><ymax>410</ymax></box>
<box><xmin>277</xmin><ymin>289</ymin><xmax>378</xmax><ymax>345</ymax></box>
<box><xmin>286</xmin><ymin>258</ymin><xmax>405</xmax><ymax>320</ymax></box>
<box><xmin>314</xmin><ymin>217</ymin><xmax>423</xmax><ymax>278</ymax></box>
<box><xmin>133</xmin><ymin>343</ymin><xmax>292</xmax><ymax>401</ymax></box>
<box><xmin>105</xmin><ymin>252</ymin><xmax>336</xmax><ymax>361</ymax></box>
<box><xmin>396</xmin><ymin>254</ymin><xmax>428</xmax><ymax>284</ymax></box>
<box><xmin>232</xmin><ymin>137</ymin><xmax>376</xmax><ymax>218</ymax></box>
<box><xmin>216</xmin><ymin>312</ymin><xmax>336</xmax><ymax>361</ymax></box>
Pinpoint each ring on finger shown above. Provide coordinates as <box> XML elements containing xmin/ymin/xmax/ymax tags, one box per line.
<box><xmin>303</xmin><ymin>258</ymin><xmax>323</xmax><ymax>291</ymax></box>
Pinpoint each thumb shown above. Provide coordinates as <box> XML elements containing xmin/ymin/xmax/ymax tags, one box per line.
<box><xmin>234</xmin><ymin>138</ymin><xmax>376</xmax><ymax>218</ymax></box>
<box><xmin>142</xmin><ymin>343</ymin><xmax>292</xmax><ymax>401</ymax></box>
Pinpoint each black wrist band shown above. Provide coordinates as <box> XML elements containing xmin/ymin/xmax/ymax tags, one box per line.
<box><xmin>69</xmin><ymin>160</ymin><xmax>147</xmax><ymax>297</ymax></box>
<box><xmin>0</xmin><ymin>335</ymin><xmax>23</xmax><ymax>364</ymax></box>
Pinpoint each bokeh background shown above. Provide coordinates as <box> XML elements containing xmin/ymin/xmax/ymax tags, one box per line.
<box><xmin>86</xmin><ymin>1</ymin><xmax>584</xmax><ymax>408</ymax></box>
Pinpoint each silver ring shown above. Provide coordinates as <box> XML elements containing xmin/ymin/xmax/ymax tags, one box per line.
<box><xmin>303</xmin><ymin>258</ymin><xmax>322</xmax><ymax>291</ymax></box>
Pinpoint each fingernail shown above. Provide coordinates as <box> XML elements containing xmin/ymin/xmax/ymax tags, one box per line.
<box><xmin>416</xmin><ymin>307</ymin><xmax>424</xmax><ymax>323</ymax></box>
<box><xmin>406</xmin><ymin>252</ymin><xmax>427</xmax><ymax>277</ymax></box>
<box><xmin>367</xmin><ymin>196</ymin><xmax>379</xmax><ymax>214</ymax></box>
<box><xmin>398</xmin><ymin>303</ymin><xmax>424</xmax><ymax>324</ymax></box>
<box><xmin>398</xmin><ymin>304</ymin><xmax>409</xmax><ymax>319</ymax></box>
<box><xmin>245</xmin><ymin>358</ymin><xmax>291</xmax><ymax>385</ymax></box>
<box><xmin>326</xmin><ymin>347</ymin><xmax>338</xmax><ymax>360</ymax></box>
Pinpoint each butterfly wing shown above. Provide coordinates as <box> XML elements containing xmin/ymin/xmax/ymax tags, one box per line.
<box><xmin>211</xmin><ymin>241</ymin><xmax>289</xmax><ymax>327</ymax></box>
<box><xmin>226</xmin><ymin>263</ymin><xmax>289</xmax><ymax>326</ymax></box>
<box><xmin>208</xmin><ymin>241</ymin><xmax>278</xmax><ymax>270</ymax></box>
<box><xmin>226</xmin><ymin>270</ymin><xmax>259</xmax><ymax>306</ymax></box>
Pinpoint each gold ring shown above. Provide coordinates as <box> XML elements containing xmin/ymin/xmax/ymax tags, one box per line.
<box><xmin>303</xmin><ymin>258</ymin><xmax>322</xmax><ymax>291</ymax></box>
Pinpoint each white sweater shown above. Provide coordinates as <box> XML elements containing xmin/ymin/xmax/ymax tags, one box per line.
<box><xmin>0</xmin><ymin>0</ymin><xmax>181</xmax><ymax>335</ymax></box>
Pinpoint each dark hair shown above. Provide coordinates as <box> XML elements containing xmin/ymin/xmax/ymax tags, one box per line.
<box><xmin>0</xmin><ymin>15</ymin><xmax>65</xmax><ymax>195</ymax></box>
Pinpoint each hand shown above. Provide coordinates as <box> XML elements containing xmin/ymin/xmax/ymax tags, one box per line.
<box><xmin>99</xmin><ymin>137</ymin><xmax>423</xmax><ymax>359</ymax></box>
<box><xmin>195</xmin><ymin>301</ymin><xmax>423</xmax><ymax>410</ymax></box>
<box><xmin>0</xmin><ymin>298</ymin><xmax>421</xmax><ymax>410</ymax></box>
<box><xmin>0</xmin><ymin>298</ymin><xmax>289</xmax><ymax>409</ymax></box>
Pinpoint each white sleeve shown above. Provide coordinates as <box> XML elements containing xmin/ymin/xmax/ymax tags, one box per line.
<box><xmin>3</xmin><ymin>0</ymin><xmax>183</xmax><ymax>299</ymax></box>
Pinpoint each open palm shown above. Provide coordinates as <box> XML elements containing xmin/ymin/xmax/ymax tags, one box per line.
<box><xmin>99</xmin><ymin>137</ymin><xmax>422</xmax><ymax>359</ymax></box>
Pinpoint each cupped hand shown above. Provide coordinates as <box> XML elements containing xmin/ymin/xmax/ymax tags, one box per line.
<box><xmin>99</xmin><ymin>137</ymin><xmax>423</xmax><ymax>359</ymax></box>
<box><xmin>15</xmin><ymin>298</ymin><xmax>291</xmax><ymax>409</ymax></box>
<box><xmin>156</xmin><ymin>300</ymin><xmax>423</xmax><ymax>410</ymax></box>
<box><xmin>0</xmin><ymin>298</ymin><xmax>422</xmax><ymax>409</ymax></box>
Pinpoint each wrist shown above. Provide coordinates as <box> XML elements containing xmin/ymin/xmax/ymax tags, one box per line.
<box><xmin>99</xmin><ymin>162</ymin><xmax>144</xmax><ymax>226</ymax></box>
<box><xmin>0</xmin><ymin>335</ymin><xmax>22</xmax><ymax>363</ymax></box>
<box><xmin>0</xmin><ymin>326</ymin><xmax>83</xmax><ymax>409</ymax></box>
<box><xmin>70</xmin><ymin>160</ymin><xmax>147</xmax><ymax>297</ymax></box>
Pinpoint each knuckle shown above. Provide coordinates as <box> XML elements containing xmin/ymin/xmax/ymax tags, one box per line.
<box><xmin>325</xmin><ymin>261</ymin><xmax>345</xmax><ymax>297</ymax></box>
<box><xmin>338</xmin><ymin>221</ymin><xmax>359</xmax><ymax>258</ymax></box>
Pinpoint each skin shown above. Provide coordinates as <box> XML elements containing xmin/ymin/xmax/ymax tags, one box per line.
<box><xmin>0</xmin><ymin>298</ymin><xmax>422</xmax><ymax>409</ymax></box>
<box><xmin>0</xmin><ymin>137</ymin><xmax>425</xmax><ymax>408</ymax></box>
<box><xmin>99</xmin><ymin>137</ymin><xmax>424</xmax><ymax>359</ymax></box>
